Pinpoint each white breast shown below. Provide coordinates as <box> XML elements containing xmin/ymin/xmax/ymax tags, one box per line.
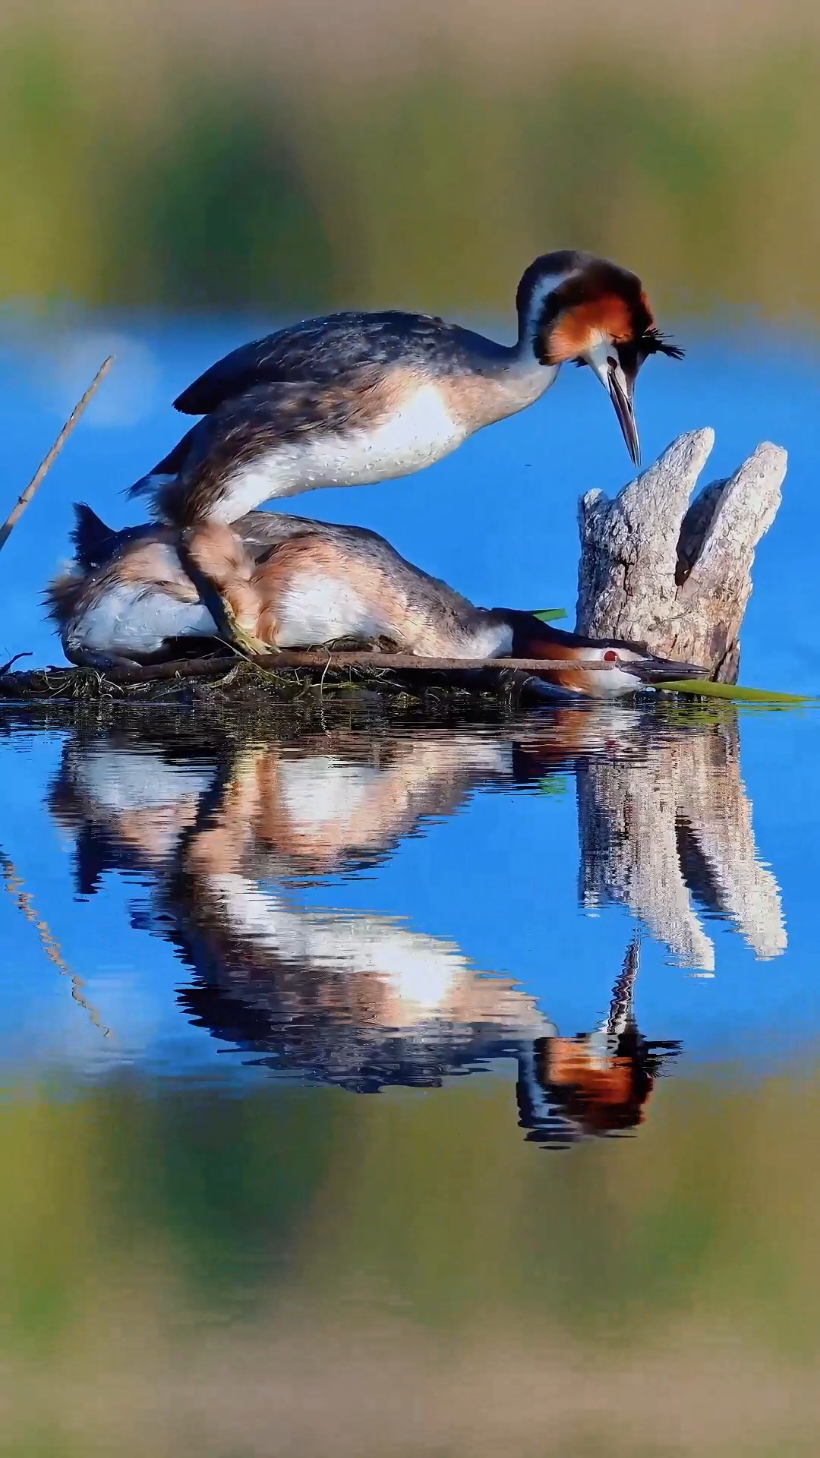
<box><xmin>66</xmin><ymin>582</ymin><xmax>217</xmax><ymax>660</ymax></box>
<box><xmin>212</xmin><ymin>384</ymin><xmax>464</xmax><ymax>520</ymax></box>
<box><xmin>449</xmin><ymin>620</ymin><xmax>513</xmax><ymax>659</ymax></box>
<box><xmin>275</xmin><ymin>573</ymin><xmax>391</xmax><ymax>647</ymax></box>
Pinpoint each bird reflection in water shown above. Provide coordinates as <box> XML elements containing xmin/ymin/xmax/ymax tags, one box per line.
<box><xmin>48</xmin><ymin>703</ymin><xmax>784</xmax><ymax>1146</ymax></box>
<box><xmin>517</xmin><ymin>935</ymin><xmax>680</xmax><ymax>1147</ymax></box>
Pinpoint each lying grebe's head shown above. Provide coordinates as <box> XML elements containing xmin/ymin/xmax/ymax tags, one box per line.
<box><xmin>516</xmin><ymin>250</ymin><xmax>683</xmax><ymax>465</ymax></box>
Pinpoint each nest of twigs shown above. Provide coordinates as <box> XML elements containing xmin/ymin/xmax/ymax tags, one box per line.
<box><xmin>0</xmin><ymin>647</ymin><xmax>541</xmax><ymax>712</ymax></box>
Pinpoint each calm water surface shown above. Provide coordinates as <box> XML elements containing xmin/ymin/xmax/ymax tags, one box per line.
<box><xmin>2</xmin><ymin>319</ymin><xmax>820</xmax><ymax>1456</ymax></box>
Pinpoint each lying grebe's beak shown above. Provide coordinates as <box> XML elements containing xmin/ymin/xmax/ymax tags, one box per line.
<box><xmin>622</xmin><ymin>654</ymin><xmax>706</xmax><ymax>686</ymax></box>
<box><xmin>584</xmin><ymin>343</ymin><xmax>641</xmax><ymax>466</ymax></box>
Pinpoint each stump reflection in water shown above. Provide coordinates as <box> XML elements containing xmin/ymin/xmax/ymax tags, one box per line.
<box><xmin>576</xmin><ymin>713</ymin><xmax>786</xmax><ymax>972</ymax></box>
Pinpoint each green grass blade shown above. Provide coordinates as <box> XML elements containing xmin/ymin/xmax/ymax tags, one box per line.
<box><xmin>532</xmin><ymin>608</ymin><xmax>567</xmax><ymax>623</ymax></box>
<box><xmin>660</xmin><ymin>680</ymin><xmax>812</xmax><ymax>704</ymax></box>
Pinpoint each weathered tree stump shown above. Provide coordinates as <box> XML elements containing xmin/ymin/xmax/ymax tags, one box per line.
<box><xmin>576</xmin><ymin>429</ymin><xmax>786</xmax><ymax>681</ymax></box>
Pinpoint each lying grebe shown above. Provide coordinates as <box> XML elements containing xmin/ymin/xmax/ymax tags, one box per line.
<box><xmin>47</xmin><ymin>505</ymin><xmax>705</xmax><ymax>699</ymax></box>
<box><xmin>128</xmin><ymin>251</ymin><xmax>682</xmax><ymax>526</ymax></box>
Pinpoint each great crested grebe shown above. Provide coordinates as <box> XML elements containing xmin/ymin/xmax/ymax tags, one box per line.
<box><xmin>47</xmin><ymin>505</ymin><xmax>705</xmax><ymax>698</ymax></box>
<box><xmin>128</xmin><ymin>251</ymin><xmax>682</xmax><ymax>526</ymax></box>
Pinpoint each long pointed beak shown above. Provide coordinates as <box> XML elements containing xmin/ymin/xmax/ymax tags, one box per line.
<box><xmin>624</xmin><ymin>655</ymin><xmax>706</xmax><ymax>686</ymax></box>
<box><xmin>583</xmin><ymin>345</ymin><xmax>642</xmax><ymax>467</ymax></box>
<box><xmin>607</xmin><ymin>370</ymin><xmax>640</xmax><ymax>466</ymax></box>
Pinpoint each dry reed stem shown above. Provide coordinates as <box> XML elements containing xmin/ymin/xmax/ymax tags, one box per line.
<box><xmin>0</xmin><ymin>356</ymin><xmax>114</xmax><ymax>555</ymax></box>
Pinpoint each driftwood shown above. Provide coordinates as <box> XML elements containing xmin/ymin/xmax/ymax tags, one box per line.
<box><xmin>12</xmin><ymin>651</ymin><xmax>626</xmax><ymax>685</ymax></box>
<box><xmin>576</xmin><ymin>429</ymin><xmax>786</xmax><ymax>682</ymax></box>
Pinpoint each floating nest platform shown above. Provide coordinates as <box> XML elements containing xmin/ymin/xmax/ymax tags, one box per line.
<box><xmin>0</xmin><ymin>650</ymin><xmax>558</xmax><ymax>711</ymax></box>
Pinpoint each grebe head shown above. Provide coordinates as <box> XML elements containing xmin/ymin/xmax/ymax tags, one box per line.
<box><xmin>516</xmin><ymin>250</ymin><xmax>683</xmax><ymax>465</ymax></box>
<box><xmin>590</xmin><ymin>643</ymin><xmax>706</xmax><ymax>691</ymax></box>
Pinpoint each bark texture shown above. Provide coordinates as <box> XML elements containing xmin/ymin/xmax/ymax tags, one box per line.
<box><xmin>576</xmin><ymin>429</ymin><xmax>786</xmax><ymax>681</ymax></box>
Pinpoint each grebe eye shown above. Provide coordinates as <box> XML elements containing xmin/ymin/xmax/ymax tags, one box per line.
<box><xmin>607</xmin><ymin>356</ymin><xmax>618</xmax><ymax>371</ymax></box>
<box><xmin>603</xmin><ymin>649</ymin><xmax>619</xmax><ymax>663</ymax></box>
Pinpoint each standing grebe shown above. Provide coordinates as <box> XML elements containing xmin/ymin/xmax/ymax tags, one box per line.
<box><xmin>129</xmin><ymin>251</ymin><xmax>682</xmax><ymax>526</ymax></box>
<box><xmin>47</xmin><ymin>505</ymin><xmax>704</xmax><ymax>698</ymax></box>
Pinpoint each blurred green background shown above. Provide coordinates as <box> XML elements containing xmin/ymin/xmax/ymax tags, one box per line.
<box><xmin>4</xmin><ymin>0</ymin><xmax>820</xmax><ymax>316</ymax></box>
<box><xmin>5</xmin><ymin>1069</ymin><xmax>820</xmax><ymax>1456</ymax></box>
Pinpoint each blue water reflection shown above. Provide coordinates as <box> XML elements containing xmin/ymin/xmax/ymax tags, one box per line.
<box><xmin>1</xmin><ymin>699</ymin><xmax>816</xmax><ymax>1135</ymax></box>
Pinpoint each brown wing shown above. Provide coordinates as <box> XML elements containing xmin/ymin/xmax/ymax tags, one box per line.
<box><xmin>172</xmin><ymin>310</ymin><xmax>468</xmax><ymax>415</ymax></box>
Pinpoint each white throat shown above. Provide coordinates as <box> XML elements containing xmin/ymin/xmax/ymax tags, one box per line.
<box><xmin>520</xmin><ymin>267</ymin><xmax>582</xmax><ymax>353</ymax></box>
